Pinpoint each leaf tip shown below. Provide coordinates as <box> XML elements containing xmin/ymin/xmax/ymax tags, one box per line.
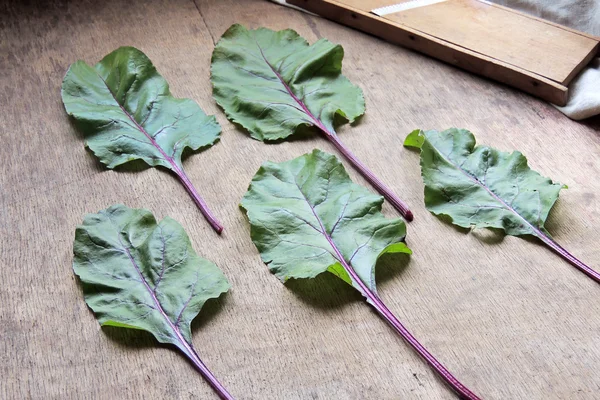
<box><xmin>404</xmin><ymin>129</ymin><xmax>425</xmax><ymax>150</ymax></box>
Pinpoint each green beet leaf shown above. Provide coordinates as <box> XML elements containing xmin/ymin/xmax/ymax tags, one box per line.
<box><xmin>210</xmin><ymin>25</ymin><xmax>363</xmax><ymax>140</ymax></box>
<box><xmin>62</xmin><ymin>47</ymin><xmax>224</xmax><ymax>233</ymax></box>
<box><xmin>241</xmin><ymin>149</ymin><xmax>410</xmax><ymax>292</ymax></box>
<box><xmin>241</xmin><ymin>150</ymin><xmax>481</xmax><ymax>400</ymax></box>
<box><xmin>212</xmin><ymin>24</ymin><xmax>412</xmax><ymax>220</ymax></box>
<box><xmin>73</xmin><ymin>204</ymin><xmax>234</xmax><ymax>399</ymax></box>
<box><xmin>405</xmin><ymin>128</ymin><xmax>599</xmax><ymax>283</ymax></box>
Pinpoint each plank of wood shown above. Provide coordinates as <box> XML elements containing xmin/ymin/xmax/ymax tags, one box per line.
<box><xmin>289</xmin><ymin>0</ymin><xmax>571</xmax><ymax>104</ymax></box>
<box><xmin>2</xmin><ymin>0</ymin><xmax>600</xmax><ymax>399</ymax></box>
<box><xmin>381</xmin><ymin>0</ymin><xmax>598</xmax><ymax>84</ymax></box>
<box><xmin>334</xmin><ymin>0</ymin><xmax>396</xmax><ymax>8</ymax></box>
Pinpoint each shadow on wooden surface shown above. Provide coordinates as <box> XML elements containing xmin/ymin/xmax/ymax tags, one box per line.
<box><xmin>285</xmin><ymin>272</ymin><xmax>362</xmax><ymax>309</ymax></box>
<box><xmin>101</xmin><ymin>325</ymin><xmax>158</xmax><ymax>349</ymax></box>
<box><xmin>579</xmin><ymin>113</ymin><xmax>600</xmax><ymax>132</ymax></box>
<box><xmin>99</xmin><ymin>296</ymin><xmax>228</xmax><ymax>350</ymax></box>
<box><xmin>376</xmin><ymin>251</ymin><xmax>411</xmax><ymax>285</ymax></box>
<box><xmin>191</xmin><ymin>295</ymin><xmax>229</xmax><ymax>331</ymax></box>
<box><xmin>285</xmin><ymin>251</ymin><xmax>411</xmax><ymax>310</ymax></box>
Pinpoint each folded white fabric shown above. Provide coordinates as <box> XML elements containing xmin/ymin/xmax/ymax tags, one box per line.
<box><xmin>270</xmin><ymin>0</ymin><xmax>600</xmax><ymax>119</ymax></box>
<box><xmin>491</xmin><ymin>0</ymin><xmax>600</xmax><ymax>119</ymax></box>
<box><xmin>554</xmin><ymin>58</ymin><xmax>600</xmax><ymax>120</ymax></box>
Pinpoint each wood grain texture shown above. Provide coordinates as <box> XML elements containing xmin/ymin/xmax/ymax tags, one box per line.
<box><xmin>332</xmin><ymin>0</ymin><xmax>598</xmax><ymax>85</ymax></box>
<box><xmin>289</xmin><ymin>0</ymin><xmax>600</xmax><ymax>105</ymax></box>
<box><xmin>1</xmin><ymin>0</ymin><xmax>600</xmax><ymax>399</ymax></box>
<box><xmin>383</xmin><ymin>0</ymin><xmax>597</xmax><ymax>83</ymax></box>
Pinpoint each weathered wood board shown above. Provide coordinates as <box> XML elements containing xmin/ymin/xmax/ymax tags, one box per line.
<box><xmin>1</xmin><ymin>0</ymin><xmax>600</xmax><ymax>399</ymax></box>
<box><xmin>289</xmin><ymin>0</ymin><xmax>600</xmax><ymax>105</ymax></box>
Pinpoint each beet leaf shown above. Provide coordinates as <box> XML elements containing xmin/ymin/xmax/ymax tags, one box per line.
<box><xmin>62</xmin><ymin>47</ymin><xmax>224</xmax><ymax>233</ymax></box>
<box><xmin>73</xmin><ymin>204</ymin><xmax>234</xmax><ymax>399</ymax></box>
<box><xmin>211</xmin><ymin>24</ymin><xmax>413</xmax><ymax>221</ymax></box>
<box><xmin>241</xmin><ymin>149</ymin><xmax>480</xmax><ymax>399</ymax></box>
<box><xmin>405</xmin><ymin>128</ymin><xmax>599</xmax><ymax>283</ymax></box>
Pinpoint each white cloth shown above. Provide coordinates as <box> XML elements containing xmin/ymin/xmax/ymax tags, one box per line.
<box><xmin>271</xmin><ymin>0</ymin><xmax>600</xmax><ymax>119</ymax></box>
<box><xmin>490</xmin><ymin>0</ymin><xmax>600</xmax><ymax>119</ymax></box>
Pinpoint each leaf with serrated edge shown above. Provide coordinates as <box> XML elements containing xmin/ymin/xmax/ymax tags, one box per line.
<box><xmin>240</xmin><ymin>150</ymin><xmax>481</xmax><ymax>399</ymax></box>
<box><xmin>405</xmin><ymin>128</ymin><xmax>600</xmax><ymax>283</ymax></box>
<box><xmin>212</xmin><ymin>24</ymin><xmax>412</xmax><ymax>220</ymax></box>
<box><xmin>73</xmin><ymin>204</ymin><xmax>234</xmax><ymax>398</ymax></box>
<box><xmin>62</xmin><ymin>47</ymin><xmax>223</xmax><ymax>233</ymax></box>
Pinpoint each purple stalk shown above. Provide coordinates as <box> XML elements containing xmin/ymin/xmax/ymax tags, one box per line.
<box><xmin>99</xmin><ymin>75</ymin><xmax>223</xmax><ymax>234</ymax></box>
<box><xmin>326</xmin><ymin>132</ymin><xmax>414</xmax><ymax>221</ymax></box>
<box><xmin>184</xmin><ymin>347</ymin><xmax>235</xmax><ymax>400</ymax></box>
<box><xmin>536</xmin><ymin>232</ymin><xmax>600</xmax><ymax>283</ymax></box>
<box><xmin>123</xmin><ymin>239</ymin><xmax>233</xmax><ymax>399</ymax></box>
<box><xmin>297</xmin><ymin>188</ymin><xmax>478</xmax><ymax>399</ymax></box>
<box><xmin>339</xmin><ymin>254</ymin><xmax>479</xmax><ymax>399</ymax></box>
<box><xmin>175</xmin><ymin>168</ymin><xmax>224</xmax><ymax>234</ymax></box>
<box><xmin>257</xmin><ymin>46</ymin><xmax>414</xmax><ymax>221</ymax></box>
<box><xmin>344</xmin><ymin>266</ymin><xmax>481</xmax><ymax>400</ymax></box>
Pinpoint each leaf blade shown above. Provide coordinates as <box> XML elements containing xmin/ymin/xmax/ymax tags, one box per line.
<box><xmin>210</xmin><ymin>25</ymin><xmax>365</xmax><ymax>141</ymax></box>
<box><xmin>62</xmin><ymin>47</ymin><xmax>224</xmax><ymax>233</ymax></box>
<box><xmin>73</xmin><ymin>204</ymin><xmax>230</xmax><ymax>347</ymax></box>
<box><xmin>241</xmin><ymin>149</ymin><xmax>410</xmax><ymax>293</ymax></box>
<box><xmin>405</xmin><ymin>128</ymin><xmax>565</xmax><ymax>237</ymax></box>
<box><xmin>62</xmin><ymin>47</ymin><xmax>221</xmax><ymax>170</ymax></box>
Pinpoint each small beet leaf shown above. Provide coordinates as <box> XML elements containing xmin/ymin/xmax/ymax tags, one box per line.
<box><xmin>62</xmin><ymin>47</ymin><xmax>223</xmax><ymax>233</ymax></box>
<box><xmin>62</xmin><ymin>46</ymin><xmax>220</xmax><ymax>171</ymax></box>
<box><xmin>405</xmin><ymin>128</ymin><xmax>599</xmax><ymax>283</ymax></box>
<box><xmin>404</xmin><ymin>128</ymin><xmax>564</xmax><ymax>236</ymax></box>
<box><xmin>73</xmin><ymin>204</ymin><xmax>233</xmax><ymax>398</ymax></box>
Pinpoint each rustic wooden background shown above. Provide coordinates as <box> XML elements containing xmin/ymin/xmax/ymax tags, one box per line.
<box><xmin>2</xmin><ymin>0</ymin><xmax>599</xmax><ymax>399</ymax></box>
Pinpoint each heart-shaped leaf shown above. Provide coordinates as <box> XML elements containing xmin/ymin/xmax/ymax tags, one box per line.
<box><xmin>405</xmin><ymin>128</ymin><xmax>599</xmax><ymax>283</ymax></box>
<box><xmin>73</xmin><ymin>204</ymin><xmax>233</xmax><ymax>398</ymax></box>
<box><xmin>62</xmin><ymin>47</ymin><xmax>224</xmax><ymax>233</ymax></box>
<box><xmin>212</xmin><ymin>24</ymin><xmax>412</xmax><ymax>220</ymax></box>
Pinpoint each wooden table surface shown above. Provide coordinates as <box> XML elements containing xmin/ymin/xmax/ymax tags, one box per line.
<box><xmin>2</xmin><ymin>0</ymin><xmax>599</xmax><ymax>399</ymax></box>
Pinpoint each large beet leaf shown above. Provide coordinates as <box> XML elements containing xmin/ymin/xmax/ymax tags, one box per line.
<box><xmin>62</xmin><ymin>47</ymin><xmax>224</xmax><ymax>233</ymax></box>
<box><xmin>211</xmin><ymin>24</ymin><xmax>413</xmax><ymax>221</ymax></box>
<box><xmin>405</xmin><ymin>128</ymin><xmax>599</xmax><ymax>283</ymax></box>
<box><xmin>241</xmin><ymin>150</ymin><xmax>480</xmax><ymax>399</ymax></box>
<box><xmin>73</xmin><ymin>204</ymin><xmax>234</xmax><ymax>399</ymax></box>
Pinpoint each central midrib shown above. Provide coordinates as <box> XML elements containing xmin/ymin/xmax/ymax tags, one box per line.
<box><xmin>119</xmin><ymin>236</ymin><xmax>197</xmax><ymax>359</ymax></box>
<box><xmin>293</xmin><ymin>181</ymin><xmax>380</xmax><ymax>303</ymax></box>
<box><xmin>255</xmin><ymin>42</ymin><xmax>335</xmax><ymax>137</ymax></box>
<box><xmin>432</xmin><ymin>142</ymin><xmax>546</xmax><ymax>239</ymax></box>
<box><xmin>96</xmin><ymin>72</ymin><xmax>184</xmax><ymax>177</ymax></box>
